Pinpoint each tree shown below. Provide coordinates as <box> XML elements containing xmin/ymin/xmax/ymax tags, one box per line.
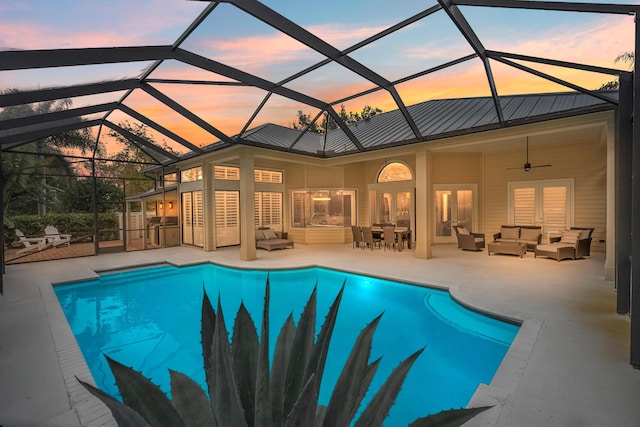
<box><xmin>99</xmin><ymin>121</ymin><xmax>181</xmax><ymax>197</ymax></box>
<box><xmin>599</xmin><ymin>51</ymin><xmax>635</xmax><ymax>90</ymax></box>
<box><xmin>292</xmin><ymin>110</ymin><xmax>321</xmax><ymax>133</ymax></box>
<box><xmin>1</xmin><ymin>91</ymin><xmax>98</xmax><ymax>219</ymax></box>
<box><xmin>294</xmin><ymin>105</ymin><xmax>384</xmax><ymax>134</ymax></box>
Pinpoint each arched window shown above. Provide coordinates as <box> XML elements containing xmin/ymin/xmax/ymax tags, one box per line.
<box><xmin>377</xmin><ymin>162</ymin><xmax>413</xmax><ymax>183</ymax></box>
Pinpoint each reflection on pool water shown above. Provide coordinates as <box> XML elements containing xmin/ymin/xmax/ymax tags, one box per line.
<box><xmin>54</xmin><ymin>264</ymin><xmax>519</xmax><ymax>426</ymax></box>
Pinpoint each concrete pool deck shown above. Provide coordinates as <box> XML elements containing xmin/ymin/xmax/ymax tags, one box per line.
<box><xmin>1</xmin><ymin>243</ymin><xmax>639</xmax><ymax>426</ymax></box>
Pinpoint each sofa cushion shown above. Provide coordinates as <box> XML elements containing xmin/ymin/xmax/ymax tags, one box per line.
<box><xmin>500</xmin><ymin>226</ymin><xmax>520</xmax><ymax>240</ymax></box>
<box><xmin>560</xmin><ymin>230</ymin><xmax>580</xmax><ymax>245</ymax></box>
<box><xmin>263</xmin><ymin>228</ymin><xmax>278</xmax><ymax>240</ymax></box>
<box><xmin>255</xmin><ymin>230</ymin><xmax>266</xmax><ymax>241</ymax></box>
<box><xmin>520</xmin><ymin>227</ymin><xmax>541</xmax><ymax>242</ymax></box>
<box><xmin>457</xmin><ymin>227</ymin><xmax>470</xmax><ymax>235</ymax></box>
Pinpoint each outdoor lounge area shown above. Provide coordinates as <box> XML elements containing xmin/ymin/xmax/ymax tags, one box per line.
<box><xmin>3</xmin><ymin>1</ymin><xmax>640</xmax><ymax>426</ymax></box>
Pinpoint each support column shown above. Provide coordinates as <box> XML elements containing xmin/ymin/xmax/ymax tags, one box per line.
<box><xmin>631</xmin><ymin>18</ymin><xmax>640</xmax><ymax>368</ymax></box>
<box><xmin>617</xmin><ymin>74</ymin><xmax>632</xmax><ymax>314</ymax></box>
<box><xmin>414</xmin><ymin>150</ymin><xmax>432</xmax><ymax>259</ymax></box>
<box><xmin>202</xmin><ymin>161</ymin><xmax>214</xmax><ymax>252</ymax></box>
<box><xmin>239</xmin><ymin>152</ymin><xmax>256</xmax><ymax>261</ymax></box>
<box><xmin>605</xmin><ymin>117</ymin><xmax>616</xmax><ymax>281</ymax></box>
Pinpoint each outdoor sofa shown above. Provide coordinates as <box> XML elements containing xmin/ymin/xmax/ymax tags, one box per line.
<box><xmin>255</xmin><ymin>228</ymin><xmax>294</xmax><ymax>252</ymax></box>
<box><xmin>492</xmin><ymin>225</ymin><xmax>542</xmax><ymax>251</ymax></box>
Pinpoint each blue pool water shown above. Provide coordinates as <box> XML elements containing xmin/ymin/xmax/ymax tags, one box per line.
<box><xmin>54</xmin><ymin>264</ymin><xmax>519</xmax><ymax>426</ymax></box>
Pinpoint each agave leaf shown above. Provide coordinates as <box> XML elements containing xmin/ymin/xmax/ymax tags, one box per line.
<box><xmin>232</xmin><ymin>302</ymin><xmax>259</xmax><ymax>427</ymax></box>
<box><xmin>255</xmin><ymin>277</ymin><xmax>273</xmax><ymax>427</ymax></box>
<box><xmin>201</xmin><ymin>288</ymin><xmax>216</xmax><ymax>373</ymax></box>
<box><xmin>105</xmin><ymin>356</ymin><xmax>186</xmax><ymax>427</ymax></box>
<box><xmin>408</xmin><ymin>406</ymin><xmax>494</xmax><ymax>427</ymax></box>
<box><xmin>315</xmin><ymin>405</ymin><xmax>328</xmax><ymax>427</ymax></box>
<box><xmin>284</xmin><ymin>373</ymin><xmax>318</xmax><ymax>427</ymax></box>
<box><xmin>283</xmin><ymin>285</ymin><xmax>317</xmax><ymax>417</ymax></box>
<box><xmin>356</xmin><ymin>357</ymin><xmax>381</xmax><ymax>417</ymax></box>
<box><xmin>169</xmin><ymin>369</ymin><xmax>218</xmax><ymax>427</ymax></box>
<box><xmin>322</xmin><ymin>314</ymin><xmax>383</xmax><ymax>427</ymax></box>
<box><xmin>305</xmin><ymin>283</ymin><xmax>345</xmax><ymax>394</ymax></box>
<box><xmin>208</xmin><ymin>296</ymin><xmax>248</xmax><ymax>427</ymax></box>
<box><xmin>354</xmin><ymin>348</ymin><xmax>425</xmax><ymax>427</ymax></box>
<box><xmin>77</xmin><ymin>377</ymin><xmax>150</xmax><ymax>427</ymax></box>
<box><xmin>271</xmin><ymin>313</ymin><xmax>296</xmax><ymax>426</ymax></box>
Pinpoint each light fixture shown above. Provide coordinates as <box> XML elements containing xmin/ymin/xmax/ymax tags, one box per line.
<box><xmin>159</xmin><ymin>202</ymin><xmax>163</xmax><ymax>209</ymax></box>
<box><xmin>168</xmin><ymin>201</ymin><xmax>174</xmax><ymax>209</ymax></box>
<box><xmin>312</xmin><ymin>197</ymin><xmax>331</xmax><ymax>201</ymax></box>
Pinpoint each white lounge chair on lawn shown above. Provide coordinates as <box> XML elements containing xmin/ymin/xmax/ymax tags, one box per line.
<box><xmin>44</xmin><ymin>225</ymin><xmax>72</xmax><ymax>247</ymax></box>
<box><xmin>15</xmin><ymin>229</ymin><xmax>48</xmax><ymax>254</ymax></box>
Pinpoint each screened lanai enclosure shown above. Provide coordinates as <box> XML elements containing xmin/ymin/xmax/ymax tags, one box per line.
<box><xmin>2</xmin><ymin>0</ymin><xmax>640</xmax><ymax>366</ymax></box>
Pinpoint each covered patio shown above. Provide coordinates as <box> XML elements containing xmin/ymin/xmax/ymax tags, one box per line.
<box><xmin>2</xmin><ymin>1</ymin><xmax>640</xmax><ymax>425</ymax></box>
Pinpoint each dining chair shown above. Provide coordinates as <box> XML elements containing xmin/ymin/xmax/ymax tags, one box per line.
<box><xmin>382</xmin><ymin>226</ymin><xmax>396</xmax><ymax>251</ymax></box>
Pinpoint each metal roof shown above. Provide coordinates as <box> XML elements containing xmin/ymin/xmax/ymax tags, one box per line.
<box><xmin>226</xmin><ymin>90</ymin><xmax>617</xmax><ymax>158</ymax></box>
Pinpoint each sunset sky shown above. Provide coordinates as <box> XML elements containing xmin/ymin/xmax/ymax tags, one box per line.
<box><xmin>1</xmin><ymin>0</ymin><xmax>638</xmax><ymax>152</ymax></box>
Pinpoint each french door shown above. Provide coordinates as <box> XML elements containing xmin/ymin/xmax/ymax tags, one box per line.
<box><xmin>508</xmin><ymin>179</ymin><xmax>573</xmax><ymax>239</ymax></box>
<box><xmin>182</xmin><ymin>191</ymin><xmax>203</xmax><ymax>247</ymax></box>
<box><xmin>215</xmin><ymin>190</ymin><xmax>240</xmax><ymax>247</ymax></box>
<box><xmin>434</xmin><ymin>184</ymin><xmax>478</xmax><ymax>243</ymax></box>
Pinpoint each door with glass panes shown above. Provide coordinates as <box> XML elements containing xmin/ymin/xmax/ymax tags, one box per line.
<box><xmin>508</xmin><ymin>179</ymin><xmax>573</xmax><ymax>241</ymax></box>
<box><xmin>182</xmin><ymin>191</ymin><xmax>203</xmax><ymax>247</ymax></box>
<box><xmin>434</xmin><ymin>184</ymin><xmax>477</xmax><ymax>243</ymax></box>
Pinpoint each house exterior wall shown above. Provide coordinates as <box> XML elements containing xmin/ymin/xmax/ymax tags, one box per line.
<box><xmin>175</xmin><ymin>111</ymin><xmax>611</xmax><ymax>258</ymax></box>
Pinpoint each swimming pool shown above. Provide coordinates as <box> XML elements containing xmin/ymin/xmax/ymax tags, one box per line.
<box><xmin>54</xmin><ymin>263</ymin><xmax>519</xmax><ymax>425</ymax></box>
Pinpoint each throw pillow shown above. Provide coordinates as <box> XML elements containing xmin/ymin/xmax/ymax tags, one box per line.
<box><xmin>560</xmin><ymin>230</ymin><xmax>580</xmax><ymax>245</ymax></box>
<box><xmin>501</xmin><ymin>226</ymin><xmax>520</xmax><ymax>240</ymax></box>
<box><xmin>263</xmin><ymin>229</ymin><xmax>278</xmax><ymax>240</ymax></box>
<box><xmin>577</xmin><ymin>229</ymin><xmax>591</xmax><ymax>239</ymax></box>
<box><xmin>255</xmin><ymin>230</ymin><xmax>266</xmax><ymax>241</ymax></box>
<box><xmin>457</xmin><ymin>227</ymin><xmax>470</xmax><ymax>235</ymax></box>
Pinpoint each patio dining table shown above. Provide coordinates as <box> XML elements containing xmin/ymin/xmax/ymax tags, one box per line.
<box><xmin>371</xmin><ymin>227</ymin><xmax>412</xmax><ymax>251</ymax></box>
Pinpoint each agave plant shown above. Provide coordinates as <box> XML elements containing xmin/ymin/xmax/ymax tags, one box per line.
<box><xmin>78</xmin><ymin>277</ymin><xmax>491</xmax><ymax>426</ymax></box>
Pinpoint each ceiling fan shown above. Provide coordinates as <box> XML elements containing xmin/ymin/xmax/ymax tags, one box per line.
<box><xmin>507</xmin><ymin>137</ymin><xmax>552</xmax><ymax>172</ymax></box>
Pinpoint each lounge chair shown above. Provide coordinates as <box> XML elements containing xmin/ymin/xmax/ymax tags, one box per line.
<box><xmin>15</xmin><ymin>229</ymin><xmax>48</xmax><ymax>254</ymax></box>
<box><xmin>535</xmin><ymin>227</ymin><xmax>594</xmax><ymax>261</ymax></box>
<box><xmin>44</xmin><ymin>225</ymin><xmax>72</xmax><ymax>247</ymax></box>
<box><xmin>256</xmin><ymin>228</ymin><xmax>294</xmax><ymax>251</ymax></box>
<box><xmin>453</xmin><ymin>225</ymin><xmax>485</xmax><ymax>251</ymax></box>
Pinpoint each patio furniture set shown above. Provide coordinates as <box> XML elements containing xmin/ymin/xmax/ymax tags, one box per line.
<box><xmin>351</xmin><ymin>224</ymin><xmax>412</xmax><ymax>252</ymax></box>
<box><xmin>454</xmin><ymin>225</ymin><xmax>594</xmax><ymax>261</ymax></box>
<box><xmin>14</xmin><ymin>226</ymin><xmax>72</xmax><ymax>255</ymax></box>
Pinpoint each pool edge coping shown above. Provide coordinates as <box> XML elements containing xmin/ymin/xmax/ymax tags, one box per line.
<box><xmin>45</xmin><ymin>259</ymin><xmax>537</xmax><ymax>426</ymax></box>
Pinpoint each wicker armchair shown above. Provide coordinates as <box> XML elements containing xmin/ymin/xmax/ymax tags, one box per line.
<box><xmin>453</xmin><ymin>225</ymin><xmax>486</xmax><ymax>251</ymax></box>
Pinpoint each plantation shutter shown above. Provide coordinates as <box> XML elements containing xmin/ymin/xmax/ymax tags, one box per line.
<box><xmin>215</xmin><ymin>190</ymin><xmax>240</xmax><ymax>247</ymax></box>
<box><xmin>513</xmin><ymin>187</ymin><xmax>535</xmax><ymax>224</ymax></box>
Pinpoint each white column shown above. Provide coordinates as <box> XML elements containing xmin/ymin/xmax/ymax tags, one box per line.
<box><xmin>239</xmin><ymin>152</ymin><xmax>256</xmax><ymax>261</ymax></box>
<box><xmin>415</xmin><ymin>150</ymin><xmax>432</xmax><ymax>259</ymax></box>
